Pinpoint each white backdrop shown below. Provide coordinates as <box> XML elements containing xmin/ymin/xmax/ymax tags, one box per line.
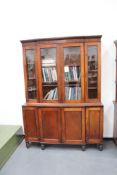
<box><xmin>0</xmin><ymin>0</ymin><xmax>116</xmax><ymax>137</ymax></box>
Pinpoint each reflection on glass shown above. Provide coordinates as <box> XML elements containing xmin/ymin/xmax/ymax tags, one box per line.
<box><xmin>41</xmin><ymin>48</ymin><xmax>58</xmax><ymax>100</ymax></box>
<box><xmin>26</xmin><ymin>49</ymin><xmax>37</xmax><ymax>99</ymax></box>
<box><xmin>88</xmin><ymin>46</ymin><xmax>98</xmax><ymax>99</ymax></box>
<box><xmin>64</xmin><ymin>47</ymin><xmax>81</xmax><ymax>100</ymax></box>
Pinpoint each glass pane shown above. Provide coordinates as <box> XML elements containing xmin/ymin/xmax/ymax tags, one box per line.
<box><xmin>26</xmin><ymin>49</ymin><xmax>37</xmax><ymax>99</ymax></box>
<box><xmin>64</xmin><ymin>47</ymin><xmax>81</xmax><ymax>100</ymax></box>
<box><xmin>88</xmin><ymin>46</ymin><xmax>98</xmax><ymax>99</ymax></box>
<box><xmin>41</xmin><ymin>48</ymin><xmax>58</xmax><ymax>100</ymax></box>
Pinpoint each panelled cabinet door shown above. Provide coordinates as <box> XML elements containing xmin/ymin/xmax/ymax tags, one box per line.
<box><xmin>62</xmin><ymin>108</ymin><xmax>85</xmax><ymax>144</ymax></box>
<box><xmin>86</xmin><ymin>108</ymin><xmax>103</xmax><ymax>144</ymax></box>
<box><xmin>39</xmin><ymin>108</ymin><xmax>61</xmax><ymax>143</ymax></box>
<box><xmin>61</xmin><ymin>43</ymin><xmax>84</xmax><ymax>103</ymax></box>
<box><xmin>85</xmin><ymin>43</ymin><xmax>101</xmax><ymax>102</ymax></box>
<box><xmin>23</xmin><ymin>46</ymin><xmax>39</xmax><ymax>102</ymax></box>
<box><xmin>22</xmin><ymin>107</ymin><xmax>39</xmax><ymax>141</ymax></box>
<box><xmin>38</xmin><ymin>45</ymin><xmax>61</xmax><ymax>102</ymax></box>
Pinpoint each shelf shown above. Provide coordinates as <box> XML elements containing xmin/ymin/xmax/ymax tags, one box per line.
<box><xmin>42</xmin><ymin>65</ymin><xmax>56</xmax><ymax>67</ymax></box>
<box><xmin>88</xmin><ymin>87</ymin><xmax>97</xmax><ymax>89</ymax></box>
<box><xmin>42</xmin><ymin>81</ymin><xmax>57</xmax><ymax>86</ymax></box>
<box><xmin>28</xmin><ymin>88</ymin><xmax>36</xmax><ymax>91</ymax></box>
<box><xmin>42</xmin><ymin>84</ymin><xmax>58</xmax><ymax>87</ymax></box>
<box><xmin>27</xmin><ymin>63</ymin><xmax>34</xmax><ymax>65</ymax></box>
<box><xmin>88</xmin><ymin>81</ymin><xmax>97</xmax><ymax>84</ymax></box>
<box><xmin>88</xmin><ymin>60</ymin><xmax>96</xmax><ymax>62</ymax></box>
<box><xmin>88</xmin><ymin>75</ymin><xmax>97</xmax><ymax>78</ymax></box>
<box><xmin>88</xmin><ymin>70</ymin><xmax>98</xmax><ymax>73</ymax></box>
<box><xmin>64</xmin><ymin>64</ymin><xmax>80</xmax><ymax>67</ymax></box>
<box><xmin>28</xmin><ymin>77</ymin><xmax>36</xmax><ymax>80</ymax></box>
<box><xmin>65</xmin><ymin>80</ymin><xmax>80</xmax><ymax>83</ymax></box>
<box><xmin>43</xmin><ymin>81</ymin><xmax>57</xmax><ymax>84</ymax></box>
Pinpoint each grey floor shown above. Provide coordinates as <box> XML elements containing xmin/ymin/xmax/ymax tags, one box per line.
<box><xmin>0</xmin><ymin>140</ymin><xmax>117</xmax><ymax>175</ymax></box>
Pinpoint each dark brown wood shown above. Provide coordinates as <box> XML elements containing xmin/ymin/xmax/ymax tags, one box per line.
<box><xmin>22</xmin><ymin>44</ymin><xmax>39</xmax><ymax>103</ymax></box>
<box><xmin>23</xmin><ymin>102</ymin><xmax>103</xmax><ymax>108</ymax></box>
<box><xmin>62</xmin><ymin>108</ymin><xmax>85</xmax><ymax>144</ymax></box>
<box><xmin>21</xmin><ymin>35</ymin><xmax>102</xmax><ymax>44</ymax></box>
<box><xmin>60</xmin><ymin>43</ymin><xmax>85</xmax><ymax>103</ymax></box>
<box><xmin>86</xmin><ymin>107</ymin><xmax>103</xmax><ymax>144</ymax></box>
<box><xmin>38</xmin><ymin>108</ymin><xmax>61</xmax><ymax>143</ymax></box>
<box><xmin>21</xmin><ymin>36</ymin><xmax>103</xmax><ymax>150</ymax></box>
<box><xmin>22</xmin><ymin>107</ymin><xmax>39</xmax><ymax>142</ymax></box>
<box><xmin>85</xmin><ymin>42</ymin><xmax>101</xmax><ymax>102</ymax></box>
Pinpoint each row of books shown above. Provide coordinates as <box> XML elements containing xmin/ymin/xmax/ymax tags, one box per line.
<box><xmin>65</xmin><ymin>86</ymin><xmax>81</xmax><ymax>100</ymax></box>
<box><xmin>64</xmin><ymin>66</ymin><xmax>81</xmax><ymax>81</ymax></box>
<box><xmin>42</xmin><ymin>67</ymin><xmax>57</xmax><ymax>82</ymax></box>
<box><xmin>43</xmin><ymin>86</ymin><xmax>81</xmax><ymax>100</ymax></box>
<box><xmin>44</xmin><ymin>88</ymin><xmax>58</xmax><ymax>100</ymax></box>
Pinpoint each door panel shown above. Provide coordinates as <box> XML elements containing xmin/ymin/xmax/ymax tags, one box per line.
<box><xmin>61</xmin><ymin>43</ymin><xmax>84</xmax><ymax>103</ymax></box>
<box><xmin>39</xmin><ymin>108</ymin><xmax>61</xmax><ymax>143</ymax></box>
<box><xmin>86</xmin><ymin>107</ymin><xmax>103</xmax><ymax>144</ymax></box>
<box><xmin>85</xmin><ymin>43</ymin><xmax>101</xmax><ymax>102</ymax></box>
<box><xmin>62</xmin><ymin>108</ymin><xmax>85</xmax><ymax>144</ymax></box>
<box><xmin>23</xmin><ymin>46</ymin><xmax>39</xmax><ymax>103</ymax></box>
<box><xmin>22</xmin><ymin>107</ymin><xmax>39</xmax><ymax>141</ymax></box>
<box><xmin>38</xmin><ymin>44</ymin><xmax>61</xmax><ymax>103</ymax></box>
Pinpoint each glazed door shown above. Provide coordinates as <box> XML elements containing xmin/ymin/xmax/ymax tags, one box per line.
<box><xmin>38</xmin><ymin>45</ymin><xmax>61</xmax><ymax>102</ymax></box>
<box><xmin>23</xmin><ymin>107</ymin><xmax>39</xmax><ymax>141</ymax></box>
<box><xmin>62</xmin><ymin>108</ymin><xmax>85</xmax><ymax>144</ymax></box>
<box><xmin>85</xmin><ymin>43</ymin><xmax>101</xmax><ymax>102</ymax></box>
<box><xmin>86</xmin><ymin>107</ymin><xmax>103</xmax><ymax>144</ymax></box>
<box><xmin>23</xmin><ymin>46</ymin><xmax>38</xmax><ymax>102</ymax></box>
<box><xmin>39</xmin><ymin>108</ymin><xmax>61</xmax><ymax>143</ymax></box>
<box><xmin>61</xmin><ymin>43</ymin><xmax>84</xmax><ymax>103</ymax></box>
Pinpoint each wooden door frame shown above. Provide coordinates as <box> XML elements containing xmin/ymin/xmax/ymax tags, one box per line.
<box><xmin>60</xmin><ymin>43</ymin><xmax>85</xmax><ymax>103</ymax></box>
<box><xmin>37</xmin><ymin>44</ymin><xmax>61</xmax><ymax>103</ymax></box>
<box><xmin>22</xmin><ymin>44</ymin><xmax>39</xmax><ymax>103</ymax></box>
<box><xmin>85</xmin><ymin>42</ymin><xmax>101</xmax><ymax>102</ymax></box>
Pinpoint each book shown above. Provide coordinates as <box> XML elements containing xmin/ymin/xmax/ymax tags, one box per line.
<box><xmin>44</xmin><ymin>88</ymin><xmax>58</xmax><ymax>100</ymax></box>
<box><xmin>42</xmin><ymin>67</ymin><xmax>57</xmax><ymax>82</ymax></box>
<box><xmin>65</xmin><ymin>86</ymin><xmax>81</xmax><ymax>100</ymax></box>
<box><xmin>64</xmin><ymin>66</ymin><xmax>80</xmax><ymax>81</ymax></box>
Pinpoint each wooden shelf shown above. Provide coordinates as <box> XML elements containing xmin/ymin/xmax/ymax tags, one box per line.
<box><xmin>42</xmin><ymin>81</ymin><xmax>57</xmax><ymax>84</ymax></box>
<box><xmin>64</xmin><ymin>64</ymin><xmax>80</xmax><ymax>67</ymax></box>
<box><xmin>88</xmin><ymin>87</ymin><xmax>97</xmax><ymax>89</ymax></box>
<box><xmin>42</xmin><ymin>85</ymin><xmax>57</xmax><ymax>87</ymax></box>
<box><xmin>42</xmin><ymin>65</ymin><xmax>56</xmax><ymax>67</ymax></box>
<box><xmin>28</xmin><ymin>77</ymin><xmax>36</xmax><ymax>80</ymax></box>
<box><xmin>88</xmin><ymin>70</ymin><xmax>98</xmax><ymax>73</ymax></box>
<box><xmin>28</xmin><ymin>88</ymin><xmax>36</xmax><ymax>91</ymax></box>
<box><xmin>27</xmin><ymin>63</ymin><xmax>34</xmax><ymax>65</ymax></box>
<box><xmin>88</xmin><ymin>81</ymin><xmax>97</xmax><ymax>84</ymax></box>
<box><xmin>65</xmin><ymin>80</ymin><xmax>80</xmax><ymax>83</ymax></box>
<box><xmin>88</xmin><ymin>60</ymin><xmax>96</xmax><ymax>62</ymax></box>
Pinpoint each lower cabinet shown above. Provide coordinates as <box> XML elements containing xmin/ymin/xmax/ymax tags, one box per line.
<box><xmin>22</xmin><ymin>107</ymin><xmax>39</xmax><ymax>143</ymax></box>
<box><xmin>86</xmin><ymin>107</ymin><xmax>103</xmax><ymax>144</ymax></box>
<box><xmin>39</xmin><ymin>108</ymin><xmax>61</xmax><ymax>144</ymax></box>
<box><xmin>62</xmin><ymin>108</ymin><xmax>85</xmax><ymax>144</ymax></box>
<box><xmin>22</xmin><ymin>106</ymin><xmax>103</xmax><ymax>150</ymax></box>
